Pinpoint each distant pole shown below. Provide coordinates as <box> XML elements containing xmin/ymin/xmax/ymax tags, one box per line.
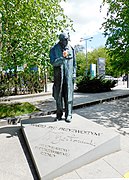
<box><xmin>85</xmin><ymin>40</ymin><xmax>88</xmax><ymax>73</ymax></box>
<box><xmin>80</xmin><ymin>37</ymin><xmax>93</xmax><ymax>75</ymax></box>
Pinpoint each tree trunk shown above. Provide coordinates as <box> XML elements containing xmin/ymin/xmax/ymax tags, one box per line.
<box><xmin>13</xmin><ymin>55</ymin><xmax>18</xmax><ymax>95</ymax></box>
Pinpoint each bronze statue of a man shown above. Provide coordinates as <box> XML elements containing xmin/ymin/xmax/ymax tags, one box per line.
<box><xmin>49</xmin><ymin>33</ymin><xmax>76</xmax><ymax>122</ymax></box>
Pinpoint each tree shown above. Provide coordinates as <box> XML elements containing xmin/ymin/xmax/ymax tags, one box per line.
<box><xmin>88</xmin><ymin>46</ymin><xmax>107</xmax><ymax>65</ymax></box>
<box><xmin>76</xmin><ymin>52</ymin><xmax>86</xmax><ymax>77</ymax></box>
<box><xmin>101</xmin><ymin>0</ymin><xmax>129</xmax><ymax>74</ymax></box>
<box><xmin>76</xmin><ymin>46</ymin><xmax>119</xmax><ymax>78</ymax></box>
<box><xmin>0</xmin><ymin>0</ymin><xmax>73</xmax><ymax>94</ymax></box>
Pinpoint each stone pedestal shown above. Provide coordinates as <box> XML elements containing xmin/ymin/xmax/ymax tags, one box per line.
<box><xmin>21</xmin><ymin>114</ymin><xmax>120</xmax><ymax>180</ymax></box>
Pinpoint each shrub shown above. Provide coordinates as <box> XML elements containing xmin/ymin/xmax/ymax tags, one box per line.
<box><xmin>75</xmin><ymin>75</ymin><xmax>117</xmax><ymax>93</ymax></box>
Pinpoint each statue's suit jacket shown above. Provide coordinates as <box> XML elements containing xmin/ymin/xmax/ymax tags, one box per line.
<box><xmin>50</xmin><ymin>42</ymin><xmax>76</xmax><ymax>102</ymax></box>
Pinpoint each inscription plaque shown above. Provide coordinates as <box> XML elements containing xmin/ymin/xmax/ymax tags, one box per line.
<box><xmin>21</xmin><ymin>114</ymin><xmax>120</xmax><ymax>180</ymax></box>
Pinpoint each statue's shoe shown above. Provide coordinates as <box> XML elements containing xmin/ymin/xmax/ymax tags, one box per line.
<box><xmin>65</xmin><ymin>116</ymin><xmax>72</xmax><ymax>123</ymax></box>
<box><xmin>54</xmin><ymin>117</ymin><xmax>62</xmax><ymax>121</ymax></box>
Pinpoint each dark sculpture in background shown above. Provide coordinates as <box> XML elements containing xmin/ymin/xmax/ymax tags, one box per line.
<box><xmin>49</xmin><ymin>33</ymin><xmax>76</xmax><ymax>122</ymax></box>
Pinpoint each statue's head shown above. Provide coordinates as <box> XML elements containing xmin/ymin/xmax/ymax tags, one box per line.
<box><xmin>59</xmin><ymin>33</ymin><xmax>69</xmax><ymax>48</ymax></box>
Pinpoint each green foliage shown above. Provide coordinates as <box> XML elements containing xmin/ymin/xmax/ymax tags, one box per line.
<box><xmin>1</xmin><ymin>0</ymin><xmax>72</xmax><ymax>64</ymax></box>
<box><xmin>0</xmin><ymin>0</ymin><xmax>73</xmax><ymax>94</ymax></box>
<box><xmin>88</xmin><ymin>46</ymin><xmax>107</xmax><ymax>65</ymax></box>
<box><xmin>101</xmin><ymin>0</ymin><xmax>129</xmax><ymax>73</ymax></box>
<box><xmin>75</xmin><ymin>47</ymin><xmax>119</xmax><ymax>77</ymax></box>
<box><xmin>76</xmin><ymin>75</ymin><xmax>117</xmax><ymax>93</ymax></box>
<box><xmin>0</xmin><ymin>70</ymin><xmax>45</xmax><ymax>97</ymax></box>
<box><xmin>0</xmin><ymin>102</ymin><xmax>38</xmax><ymax>118</ymax></box>
<box><xmin>76</xmin><ymin>52</ymin><xmax>86</xmax><ymax>77</ymax></box>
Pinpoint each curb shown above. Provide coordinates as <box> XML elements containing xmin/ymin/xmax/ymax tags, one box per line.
<box><xmin>73</xmin><ymin>93</ymin><xmax>129</xmax><ymax>109</ymax></box>
<box><xmin>28</xmin><ymin>92</ymin><xmax>129</xmax><ymax>118</ymax></box>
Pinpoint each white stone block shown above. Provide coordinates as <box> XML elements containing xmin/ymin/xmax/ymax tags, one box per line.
<box><xmin>21</xmin><ymin>114</ymin><xmax>120</xmax><ymax>180</ymax></box>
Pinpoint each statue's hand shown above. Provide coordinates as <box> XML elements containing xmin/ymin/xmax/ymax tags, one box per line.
<box><xmin>63</xmin><ymin>50</ymin><xmax>68</xmax><ymax>58</ymax></box>
<box><xmin>63</xmin><ymin>50</ymin><xmax>72</xmax><ymax>60</ymax></box>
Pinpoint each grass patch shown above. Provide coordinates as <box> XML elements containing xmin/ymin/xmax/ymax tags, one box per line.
<box><xmin>0</xmin><ymin>102</ymin><xmax>39</xmax><ymax>118</ymax></box>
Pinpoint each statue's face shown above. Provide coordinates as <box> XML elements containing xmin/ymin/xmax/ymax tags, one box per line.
<box><xmin>60</xmin><ymin>38</ymin><xmax>68</xmax><ymax>48</ymax></box>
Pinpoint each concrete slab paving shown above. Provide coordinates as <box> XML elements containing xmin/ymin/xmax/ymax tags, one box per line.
<box><xmin>103</xmin><ymin>150</ymin><xmax>129</xmax><ymax>177</ymax></box>
<box><xmin>0</xmin><ymin>125</ymin><xmax>34</xmax><ymax>180</ymax></box>
<box><xmin>120</xmin><ymin>135</ymin><xmax>129</xmax><ymax>152</ymax></box>
<box><xmin>55</xmin><ymin>149</ymin><xmax>129</xmax><ymax>180</ymax></box>
<box><xmin>55</xmin><ymin>170</ymin><xmax>81</xmax><ymax>180</ymax></box>
<box><xmin>55</xmin><ymin>135</ymin><xmax>129</xmax><ymax>180</ymax></box>
<box><xmin>75</xmin><ymin>158</ymin><xmax>122</xmax><ymax>179</ymax></box>
<box><xmin>56</xmin><ymin>157</ymin><xmax>123</xmax><ymax>179</ymax></box>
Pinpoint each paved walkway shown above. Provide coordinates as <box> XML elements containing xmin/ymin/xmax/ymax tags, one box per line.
<box><xmin>0</xmin><ymin>81</ymin><xmax>129</xmax><ymax>179</ymax></box>
<box><xmin>1</xmin><ymin>81</ymin><xmax>129</xmax><ymax>116</ymax></box>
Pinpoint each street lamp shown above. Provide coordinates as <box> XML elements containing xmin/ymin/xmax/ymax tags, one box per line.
<box><xmin>80</xmin><ymin>37</ymin><xmax>93</xmax><ymax>74</ymax></box>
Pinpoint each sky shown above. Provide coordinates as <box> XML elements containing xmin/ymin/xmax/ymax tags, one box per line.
<box><xmin>60</xmin><ymin>0</ymin><xmax>108</xmax><ymax>51</ymax></box>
